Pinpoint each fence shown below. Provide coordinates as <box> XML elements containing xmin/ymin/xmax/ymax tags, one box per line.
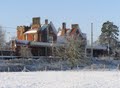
<box><xmin>0</xmin><ymin>57</ymin><xmax>120</xmax><ymax>72</ymax></box>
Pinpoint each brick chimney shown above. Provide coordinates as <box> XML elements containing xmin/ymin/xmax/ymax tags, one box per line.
<box><xmin>32</xmin><ymin>17</ymin><xmax>40</xmax><ymax>25</ymax></box>
<box><xmin>62</xmin><ymin>22</ymin><xmax>67</xmax><ymax>34</ymax></box>
<box><xmin>45</xmin><ymin>19</ymin><xmax>48</xmax><ymax>24</ymax></box>
<box><xmin>71</xmin><ymin>24</ymin><xmax>79</xmax><ymax>29</ymax></box>
<box><xmin>62</xmin><ymin>22</ymin><xmax>66</xmax><ymax>29</ymax></box>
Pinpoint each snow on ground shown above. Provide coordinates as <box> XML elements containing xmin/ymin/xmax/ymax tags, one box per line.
<box><xmin>0</xmin><ymin>71</ymin><xmax>120</xmax><ymax>88</ymax></box>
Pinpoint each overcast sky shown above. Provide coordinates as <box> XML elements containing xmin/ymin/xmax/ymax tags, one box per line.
<box><xmin>0</xmin><ymin>0</ymin><xmax>120</xmax><ymax>42</ymax></box>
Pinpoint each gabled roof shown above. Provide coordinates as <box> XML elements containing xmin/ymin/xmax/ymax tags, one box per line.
<box><xmin>57</xmin><ymin>24</ymin><xmax>86</xmax><ymax>41</ymax></box>
<box><xmin>70</xmin><ymin>25</ymin><xmax>86</xmax><ymax>39</ymax></box>
<box><xmin>77</xmin><ymin>26</ymin><xmax>87</xmax><ymax>39</ymax></box>
<box><xmin>40</xmin><ymin>21</ymin><xmax>57</xmax><ymax>35</ymax></box>
<box><xmin>40</xmin><ymin>24</ymin><xmax>48</xmax><ymax>31</ymax></box>
<box><xmin>49</xmin><ymin>21</ymin><xmax>57</xmax><ymax>35</ymax></box>
<box><xmin>57</xmin><ymin>30</ymin><xmax>62</xmax><ymax>36</ymax></box>
<box><xmin>57</xmin><ymin>28</ymin><xmax>70</xmax><ymax>36</ymax></box>
<box><xmin>69</xmin><ymin>28</ymin><xmax>78</xmax><ymax>35</ymax></box>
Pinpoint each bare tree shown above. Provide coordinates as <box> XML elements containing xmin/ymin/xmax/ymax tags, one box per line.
<box><xmin>19</xmin><ymin>46</ymin><xmax>32</xmax><ymax>58</ymax></box>
<box><xmin>55</xmin><ymin>36</ymin><xmax>88</xmax><ymax>68</ymax></box>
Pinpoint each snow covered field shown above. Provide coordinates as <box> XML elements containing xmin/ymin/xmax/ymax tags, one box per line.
<box><xmin>0</xmin><ymin>71</ymin><xmax>120</xmax><ymax>88</ymax></box>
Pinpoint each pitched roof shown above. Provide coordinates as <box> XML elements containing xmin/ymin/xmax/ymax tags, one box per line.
<box><xmin>15</xmin><ymin>40</ymin><xmax>30</xmax><ymax>45</ymax></box>
<box><xmin>30</xmin><ymin>41</ymin><xmax>64</xmax><ymax>47</ymax></box>
<box><xmin>70</xmin><ymin>26</ymin><xmax>86</xmax><ymax>39</ymax></box>
<box><xmin>77</xmin><ymin>26</ymin><xmax>87</xmax><ymax>39</ymax></box>
<box><xmin>57</xmin><ymin>28</ymin><xmax>70</xmax><ymax>36</ymax></box>
<box><xmin>86</xmin><ymin>45</ymin><xmax>107</xmax><ymax>50</ymax></box>
<box><xmin>69</xmin><ymin>28</ymin><xmax>77</xmax><ymax>35</ymax></box>
<box><xmin>24</xmin><ymin>29</ymin><xmax>38</xmax><ymax>34</ymax></box>
<box><xmin>49</xmin><ymin>22</ymin><xmax>57</xmax><ymax>35</ymax></box>
<box><xmin>40</xmin><ymin>21</ymin><xmax>57</xmax><ymax>35</ymax></box>
<box><xmin>40</xmin><ymin>24</ymin><xmax>48</xmax><ymax>31</ymax></box>
<box><xmin>57</xmin><ymin>30</ymin><xmax>62</xmax><ymax>36</ymax></box>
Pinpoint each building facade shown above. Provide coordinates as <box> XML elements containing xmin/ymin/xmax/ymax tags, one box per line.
<box><xmin>14</xmin><ymin>17</ymin><xmax>57</xmax><ymax>56</ymax></box>
<box><xmin>13</xmin><ymin>17</ymin><xmax>87</xmax><ymax>57</ymax></box>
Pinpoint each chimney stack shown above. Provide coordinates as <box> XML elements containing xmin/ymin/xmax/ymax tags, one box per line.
<box><xmin>45</xmin><ymin>19</ymin><xmax>48</xmax><ymax>24</ymax></box>
<box><xmin>62</xmin><ymin>22</ymin><xmax>67</xmax><ymax>34</ymax></box>
<box><xmin>32</xmin><ymin>17</ymin><xmax>40</xmax><ymax>25</ymax></box>
<box><xmin>62</xmin><ymin>22</ymin><xmax>66</xmax><ymax>29</ymax></box>
<box><xmin>71</xmin><ymin>24</ymin><xmax>79</xmax><ymax>29</ymax></box>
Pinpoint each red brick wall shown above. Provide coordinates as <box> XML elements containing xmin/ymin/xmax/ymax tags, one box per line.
<box><xmin>25</xmin><ymin>33</ymin><xmax>38</xmax><ymax>41</ymax></box>
<box><xmin>27</xmin><ymin>34</ymin><xmax>34</xmax><ymax>41</ymax></box>
<box><xmin>17</xmin><ymin>26</ymin><xmax>25</xmax><ymax>40</ymax></box>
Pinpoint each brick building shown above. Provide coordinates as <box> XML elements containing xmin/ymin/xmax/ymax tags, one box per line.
<box><xmin>57</xmin><ymin>22</ymin><xmax>87</xmax><ymax>45</ymax></box>
<box><xmin>15</xmin><ymin>17</ymin><xmax>57</xmax><ymax>56</ymax></box>
<box><xmin>13</xmin><ymin>17</ymin><xmax>87</xmax><ymax>57</ymax></box>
